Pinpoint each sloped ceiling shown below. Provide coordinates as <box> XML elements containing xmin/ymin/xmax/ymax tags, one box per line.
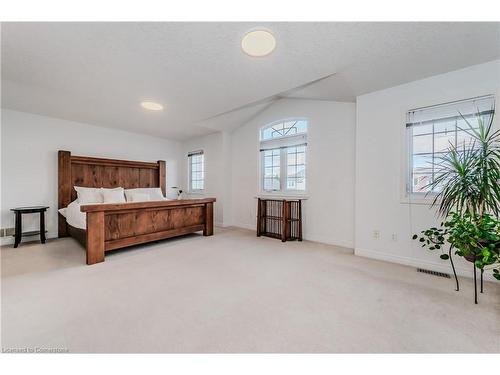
<box><xmin>2</xmin><ymin>22</ymin><xmax>499</xmax><ymax>140</ymax></box>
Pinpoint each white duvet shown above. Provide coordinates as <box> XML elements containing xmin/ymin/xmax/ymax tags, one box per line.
<box><xmin>59</xmin><ymin>200</ymin><xmax>87</xmax><ymax>230</ymax></box>
<box><xmin>58</xmin><ymin>197</ymin><xmax>173</xmax><ymax>230</ymax></box>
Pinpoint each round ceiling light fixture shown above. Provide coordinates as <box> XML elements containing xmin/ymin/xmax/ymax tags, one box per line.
<box><xmin>241</xmin><ymin>30</ymin><xmax>276</xmax><ymax>57</ymax></box>
<box><xmin>140</xmin><ymin>101</ymin><xmax>164</xmax><ymax>111</ymax></box>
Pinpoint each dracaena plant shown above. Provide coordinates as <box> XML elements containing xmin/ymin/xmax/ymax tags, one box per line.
<box><xmin>413</xmin><ymin>108</ymin><xmax>500</xmax><ymax>297</ymax></box>
<box><xmin>431</xmin><ymin>110</ymin><xmax>500</xmax><ymax>218</ymax></box>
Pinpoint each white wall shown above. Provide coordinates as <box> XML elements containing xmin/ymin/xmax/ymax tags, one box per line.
<box><xmin>180</xmin><ymin>131</ymin><xmax>231</xmax><ymax>226</ymax></box>
<box><xmin>229</xmin><ymin>99</ymin><xmax>356</xmax><ymax>248</ymax></box>
<box><xmin>0</xmin><ymin>109</ymin><xmax>182</xmax><ymax>245</ymax></box>
<box><xmin>355</xmin><ymin>59</ymin><xmax>500</xmax><ymax>278</ymax></box>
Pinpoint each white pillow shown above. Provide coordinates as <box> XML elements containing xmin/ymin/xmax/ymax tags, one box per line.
<box><xmin>128</xmin><ymin>193</ymin><xmax>151</xmax><ymax>202</ymax></box>
<box><xmin>101</xmin><ymin>188</ymin><xmax>126</xmax><ymax>203</ymax></box>
<box><xmin>74</xmin><ymin>186</ymin><xmax>103</xmax><ymax>204</ymax></box>
<box><xmin>124</xmin><ymin>188</ymin><xmax>164</xmax><ymax>202</ymax></box>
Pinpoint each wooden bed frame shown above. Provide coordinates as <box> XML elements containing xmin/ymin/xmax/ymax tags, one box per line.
<box><xmin>58</xmin><ymin>150</ymin><xmax>215</xmax><ymax>265</ymax></box>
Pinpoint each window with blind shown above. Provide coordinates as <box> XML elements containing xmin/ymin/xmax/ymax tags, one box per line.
<box><xmin>188</xmin><ymin>150</ymin><xmax>204</xmax><ymax>192</ymax></box>
<box><xmin>406</xmin><ymin>95</ymin><xmax>495</xmax><ymax>194</ymax></box>
<box><xmin>260</xmin><ymin>119</ymin><xmax>307</xmax><ymax>193</ymax></box>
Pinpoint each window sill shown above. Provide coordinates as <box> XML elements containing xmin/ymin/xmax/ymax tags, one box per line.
<box><xmin>187</xmin><ymin>191</ymin><xmax>205</xmax><ymax>196</ymax></box>
<box><xmin>256</xmin><ymin>193</ymin><xmax>309</xmax><ymax>200</ymax></box>
<box><xmin>400</xmin><ymin>194</ymin><xmax>439</xmax><ymax>205</ymax></box>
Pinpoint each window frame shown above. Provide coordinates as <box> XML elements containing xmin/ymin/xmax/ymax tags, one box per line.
<box><xmin>403</xmin><ymin>94</ymin><xmax>495</xmax><ymax>203</ymax></box>
<box><xmin>260</xmin><ymin>119</ymin><xmax>308</xmax><ymax>141</ymax></box>
<box><xmin>259</xmin><ymin>119</ymin><xmax>308</xmax><ymax>196</ymax></box>
<box><xmin>188</xmin><ymin>150</ymin><xmax>205</xmax><ymax>193</ymax></box>
<box><xmin>261</xmin><ymin>148</ymin><xmax>282</xmax><ymax>192</ymax></box>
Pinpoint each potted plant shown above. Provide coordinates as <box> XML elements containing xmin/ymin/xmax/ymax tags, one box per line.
<box><xmin>412</xmin><ymin>108</ymin><xmax>500</xmax><ymax>304</ymax></box>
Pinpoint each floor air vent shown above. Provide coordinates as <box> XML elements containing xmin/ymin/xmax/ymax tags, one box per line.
<box><xmin>417</xmin><ymin>268</ymin><xmax>451</xmax><ymax>278</ymax></box>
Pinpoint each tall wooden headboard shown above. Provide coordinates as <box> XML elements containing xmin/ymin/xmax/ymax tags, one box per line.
<box><xmin>58</xmin><ymin>150</ymin><xmax>166</xmax><ymax>236</ymax></box>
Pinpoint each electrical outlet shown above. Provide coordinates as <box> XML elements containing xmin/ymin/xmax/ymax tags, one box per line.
<box><xmin>373</xmin><ymin>230</ymin><xmax>380</xmax><ymax>239</ymax></box>
<box><xmin>391</xmin><ymin>233</ymin><xmax>398</xmax><ymax>241</ymax></box>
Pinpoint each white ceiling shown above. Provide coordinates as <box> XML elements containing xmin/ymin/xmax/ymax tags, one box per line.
<box><xmin>2</xmin><ymin>22</ymin><xmax>499</xmax><ymax>140</ymax></box>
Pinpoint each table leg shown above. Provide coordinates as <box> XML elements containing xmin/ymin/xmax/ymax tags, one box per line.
<box><xmin>480</xmin><ymin>268</ymin><xmax>483</xmax><ymax>293</ymax></box>
<box><xmin>14</xmin><ymin>212</ymin><xmax>22</xmax><ymax>248</ymax></box>
<box><xmin>203</xmin><ymin>202</ymin><xmax>214</xmax><ymax>236</ymax></box>
<box><xmin>473</xmin><ymin>263</ymin><xmax>478</xmax><ymax>304</ymax></box>
<box><xmin>40</xmin><ymin>210</ymin><xmax>46</xmax><ymax>244</ymax></box>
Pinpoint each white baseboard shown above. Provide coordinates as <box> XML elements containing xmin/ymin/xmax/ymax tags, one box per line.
<box><xmin>355</xmin><ymin>247</ymin><xmax>496</xmax><ymax>281</ymax></box>
<box><xmin>229</xmin><ymin>223</ymin><xmax>353</xmax><ymax>249</ymax></box>
<box><xmin>1</xmin><ymin>237</ymin><xmax>15</xmax><ymax>246</ymax></box>
<box><xmin>304</xmin><ymin>234</ymin><xmax>353</xmax><ymax>249</ymax></box>
<box><xmin>230</xmin><ymin>222</ymin><xmax>255</xmax><ymax>231</ymax></box>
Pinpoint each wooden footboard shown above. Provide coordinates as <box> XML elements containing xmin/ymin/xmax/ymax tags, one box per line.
<box><xmin>80</xmin><ymin>198</ymin><xmax>215</xmax><ymax>265</ymax></box>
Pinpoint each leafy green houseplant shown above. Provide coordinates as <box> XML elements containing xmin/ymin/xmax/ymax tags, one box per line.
<box><xmin>412</xmin><ymin>108</ymin><xmax>500</xmax><ymax>303</ymax></box>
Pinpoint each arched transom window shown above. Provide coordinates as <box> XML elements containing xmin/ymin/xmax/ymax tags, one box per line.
<box><xmin>260</xmin><ymin>119</ymin><xmax>307</xmax><ymax>193</ymax></box>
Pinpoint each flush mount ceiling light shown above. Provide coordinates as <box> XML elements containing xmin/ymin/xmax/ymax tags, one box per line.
<box><xmin>140</xmin><ymin>101</ymin><xmax>164</xmax><ymax>111</ymax></box>
<box><xmin>241</xmin><ymin>30</ymin><xmax>276</xmax><ymax>57</ymax></box>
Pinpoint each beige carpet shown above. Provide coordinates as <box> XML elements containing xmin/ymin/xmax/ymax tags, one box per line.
<box><xmin>1</xmin><ymin>227</ymin><xmax>499</xmax><ymax>353</ymax></box>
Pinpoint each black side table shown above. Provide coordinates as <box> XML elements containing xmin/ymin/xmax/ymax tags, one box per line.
<box><xmin>10</xmin><ymin>206</ymin><xmax>49</xmax><ymax>248</ymax></box>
